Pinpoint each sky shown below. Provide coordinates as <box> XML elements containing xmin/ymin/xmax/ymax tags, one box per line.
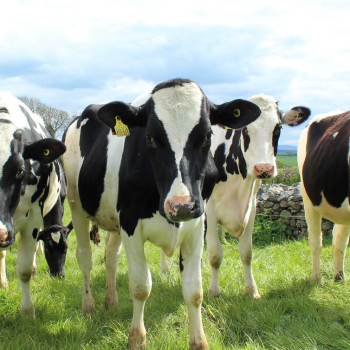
<box><xmin>2</xmin><ymin>0</ymin><xmax>350</xmax><ymax>145</ymax></box>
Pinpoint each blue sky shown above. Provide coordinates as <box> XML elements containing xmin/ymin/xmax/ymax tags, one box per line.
<box><xmin>2</xmin><ymin>0</ymin><xmax>350</xmax><ymax>145</ymax></box>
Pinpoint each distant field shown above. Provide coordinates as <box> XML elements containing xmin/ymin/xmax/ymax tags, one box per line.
<box><xmin>277</xmin><ymin>151</ymin><xmax>298</xmax><ymax>168</ymax></box>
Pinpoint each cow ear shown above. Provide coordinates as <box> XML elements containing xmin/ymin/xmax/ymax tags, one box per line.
<box><xmin>209</xmin><ymin>99</ymin><xmax>261</xmax><ymax>129</ymax></box>
<box><xmin>23</xmin><ymin>139</ymin><xmax>66</xmax><ymax>163</ymax></box>
<box><xmin>281</xmin><ymin>106</ymin><xmax>311</xmax><ymax>126</ymax></box>
<box><xmin>97</xmin><ymin>101</ymin><xmax>147</xmax><ymax>133</ymax></box>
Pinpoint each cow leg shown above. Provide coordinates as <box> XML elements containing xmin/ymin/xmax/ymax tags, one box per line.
<box><xmin>332</xmin><ymin>224</ymin><xmax>350</xmax><ymax>281</ymax></box>
<box><xmin>206</xmin><ymin>201</ymin><xmax>223</xmax><ymax>297</ymax></box>
<box><xmin>304</xmin><ymin>199</ymin><xmax>323</xmax><ymax>281</ymax></box>
<box><xmin>73</xmin><ymin>211</ymin><xmax>94</xmax><ymax>314</ymax></box>
<box><xmin>239</xmin><ymin>206</ymin><xmax>260</xmax><ymax>299</ymax></box>
<box><xmin>105</xmin><ymin>231</ymin><xmax>122</xmax><ymax>309</ymax></box>
<box><xmin>122</xmin><ymin>230</ymin><xmax>151</xmax><ymax>350</ymax></box>
<box><xmin>181</xmin><ymin>224</ymin><xmax>208</xmax><ymax>350</ymax></box>
<box><xmin>16</xmin><ymin>231</ymin><xmax>37</xmax><ymax>316</ymax></box>
<box><xmin>160</xmin><ymin>249</ymin><xmax>169</xmax><ymax>274</ymax></box>
<box><xmin>0</xmin><ymin>250</ymin><xmax>8</xmax><ymax>288</ymax></box>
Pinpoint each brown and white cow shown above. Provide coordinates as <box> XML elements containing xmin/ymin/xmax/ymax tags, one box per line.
<box><xmin>298</xmin><ymin>109</ymin><xmax>350</xmax><ymax>282</ymax></box>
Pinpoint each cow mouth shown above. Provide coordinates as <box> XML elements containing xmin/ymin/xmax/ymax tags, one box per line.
<box><xmin>0</xmin><ymin>237</ymin><xmax>15</xmax><ymax>248</ymax></box>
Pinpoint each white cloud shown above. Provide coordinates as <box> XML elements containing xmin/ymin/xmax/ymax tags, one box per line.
<box><xmin>2</xmin><ymin>0</ymin><xmax>350</xmax><ymax>144</ymax></box>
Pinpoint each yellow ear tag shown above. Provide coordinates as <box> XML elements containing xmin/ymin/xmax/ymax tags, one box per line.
<box><xmin>113</xmin><ymin>116</ymin><xmax>130</xmax><ymax>137</ymax></box>
<box><xmin>295</xmin><ymin>113</ymin><xmax>299</xmax><ymax>120</ymax></box>
<box><xmin>44</xmin><ymin>149</ymin><xmax>50</xmax><ymax>156</ymax></box>
<box><xmin>234</xmin><ymin>109</ymin><xmax>241</xmax><ymax>117</ymax></box>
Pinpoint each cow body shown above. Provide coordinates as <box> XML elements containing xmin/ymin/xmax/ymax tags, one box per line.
<box><xmin>63</xmin><ymin>79</ymin><xmax>261</xmax><ymax>349</ymax></box>
<box><xmin>203</xmin><ymin>94</ymin><xmax>311</xmax><ymax>298</ymax></box>
<box><xmin>298</xmin><ymin>110</ymin><xmax>350</xmax><ymax>282</ymax></box>
<box><xmin>0</xmin><ymin>92</ymin><xmax>66</xmax><ymax>315</ymax></box>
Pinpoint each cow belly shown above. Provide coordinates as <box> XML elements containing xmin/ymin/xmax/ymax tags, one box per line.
<box><xmin>314</xmin><ymin>195</ymin><xmax>350</xmax><ymax>226</ymax></box>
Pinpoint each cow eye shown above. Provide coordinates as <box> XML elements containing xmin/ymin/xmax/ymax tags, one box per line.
<box><xmin>16</xmin><ymin>167</ymin><xmax>25</xmax><ymax>180</ymax></box>
<box><xmin>146</xmin><ymin>135</ymin><xmax>155</xmax><ymax>146</ymax></box>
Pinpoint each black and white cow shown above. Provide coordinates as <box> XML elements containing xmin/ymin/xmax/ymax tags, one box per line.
<box><xmin>0</xmin><ymin>92</ymin><xmax>66</xmax><ymax>315</ymax></box>
<box><xmin>202</xmin><ymin>94</ymin><xmax>310</xmax><ymax>298</ymax></box>
<box><xmin>62</xmin><ymin>78</ymin><xmax>261</xmax><ymax>350</ymax></box>
<box><xmin>298</xmin><ymin>110</ymin><xmax>350</xmax><ymax>282</ymax></box>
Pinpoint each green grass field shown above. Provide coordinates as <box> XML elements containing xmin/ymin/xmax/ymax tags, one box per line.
<box><xmin>277</xmin><ymin>152</ymin><xmax>298</xmax><ymax>168</ymax></box>
<box><xmin>0</xmin><ymin>204</ymin><xmax>349</xmax><ymax>349</ymax></box>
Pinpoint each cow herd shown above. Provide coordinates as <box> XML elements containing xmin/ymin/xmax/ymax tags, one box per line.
<box><xmin>0</xmin><ymin>78</ymin><xmax>349</xmax><ymax>349</ymax></box>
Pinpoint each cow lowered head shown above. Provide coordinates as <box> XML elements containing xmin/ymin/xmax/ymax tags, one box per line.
<box><xmin>0</xmin><ymin>130</ymin><xmax>66</xmax><ymax>248</ymax></box>
<box><xmin>97</xmin><ymin>79</ymin><xmax>261</xmax><ymax>223</ymax></box>
<box><xmin>37</xmin><ymin>221</ymin><xmax>73</xmax><ymax>278</ymax></box>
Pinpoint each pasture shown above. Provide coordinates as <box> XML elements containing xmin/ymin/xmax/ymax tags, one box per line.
<box><xmin>0</xmin><ymin>203</ymin><xmax>350</xmax><ymax>349</ymax></box>
<box><xmin>276</xmin><ymin>152</ymin><xmax>298</xmax><ymax>168</ymax></box>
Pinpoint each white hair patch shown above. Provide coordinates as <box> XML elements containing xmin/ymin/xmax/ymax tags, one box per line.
<box><xmin>51</xmin><ymin>231</ymin><xmax>61</xmax><ymax>244</ymax></box>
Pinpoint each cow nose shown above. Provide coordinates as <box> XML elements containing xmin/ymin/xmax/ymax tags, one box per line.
<box><xmin>165</xmin><ymin>196</ymin><xmax>196</xmax><ymax>222</ymax></box>
<box><xmin>254</xmin><ymin>163</ymin><xmax>274</xmax><ymax>179</ymax></box>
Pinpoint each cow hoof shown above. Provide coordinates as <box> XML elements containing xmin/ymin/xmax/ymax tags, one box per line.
<box><xmin>334</xmin><ymin>271</ymin><xmax>345</xmax><ymax>282</ymax></box>
<box><xmin>105</xmin><ymin>292</ymin><xmax>118</xmax><ymax>309</ymax></box>
<box><xmin>82</xmin><ymin>298</ymin><xmax>96</xmax><ymax>315</ymax></box>
<box><xmin>128</xmin><ymin>327</ymin><xmax>146</xmax><ymax>349</ymax></box>
<box><xmin>21</xmin><ymin>304</ymin><xmax>35</xmax><ymax>318</ymax></box>
<box><xmin>207</xmin><ymin>285</ymin><xmax>220</xmax><ymax>298</ymax></box>
<box><xmin>190</xmin><ymin>338</ymin><xmax>209</xmax><ymax>350</ymax></box>
<box><xmin>245</xmin><ymin>286</ymin><xmax>260</xmax><ymax>299</ymax></box>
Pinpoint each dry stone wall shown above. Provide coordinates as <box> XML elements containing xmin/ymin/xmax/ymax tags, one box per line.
<box><xmin>256</xmin><ymin>183</ymin><xmax>334</xmax><ymax>238</ymax></box>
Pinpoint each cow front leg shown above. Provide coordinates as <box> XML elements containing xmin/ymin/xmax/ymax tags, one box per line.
<box><xmin>74</xmin><ymin>213</ymin><xmax>95</xmax><ymax>314</ymax></box>
<box><xmin>206</xmin><ymin>202</ymin><xmax>223</xmax><ymax>297</ymax></box>
<box><xmin>0</xmin><ymin>250</ymin><xmax>8</xmax><ymax>288</ymax></box>
<box><xmin>332</xmin><ymin>224</ymin><xmax>350</xmax><ymax>281</ymax></box>
<box><xmin>105</xmin><ymin>231</ymin><xmax>122</xmax><ymax>308</ymax></box>
<box><xmin>122</xmin><ymin>232</ymin><xmax>151</xmax><ymax>350</ymax></box>
<box><xmin>181</xmin><ymin>226</ymin><xmax>208</xmax><ymax>350</ymax></box>
<box><xmin>16</xmin><ymin>231</ymin><xmax>37</xmax><ymax>316</ymax></box>
<box><xmin>303</xmin><ymin>198</ymin><xmax>323</xmax><ymax>282</ymax></box>
<box><xmin>239</xmin><ymin>206</ymin><xmax>260</xmax><ymax>299</ymax></box>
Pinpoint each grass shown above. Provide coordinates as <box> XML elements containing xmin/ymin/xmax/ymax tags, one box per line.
<box><xmin>276</xmin><ymin>152</ymin><xmax>298</xmax><ymax>168</ymax></box>
<box><xmin>0</xmin><ymin>204</ymin><xmax>350</xmax><ymax>349</ymax></box>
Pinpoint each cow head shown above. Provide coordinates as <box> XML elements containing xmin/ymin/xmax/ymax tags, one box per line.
<box><xmin>0</xmin><ymin>95</ymin><xmax>66</xmax><ymax>248</ymax></box>
<box><xmin>228</xmin><ymin>93</ymin><xmax>311</xmax><ymax>179</ymax></box>
<box><xmin>37</xmin><ymin>222</ymin><xmax>73</xmax><ymax>278</ymax></box>
<box><xmin>98</xmin><ymin>79</ymin><xmax>261</xmax><ymax>222</ymax></box>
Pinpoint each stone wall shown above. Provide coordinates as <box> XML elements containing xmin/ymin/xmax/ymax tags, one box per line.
<box><xmin>256</xmin><ymin>183</ymin><xmax>334</xmax><ymax>238</ymax></box>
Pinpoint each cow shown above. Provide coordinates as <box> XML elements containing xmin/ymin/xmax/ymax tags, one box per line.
<box><xmin>62</xmin><ymin>78</ymin><xmax>261</xmax><ymax>350</ymax></box>
<box><xmin>0</xmin><ymin>92</ymin><xmax>66</xmax><ymax>315</ymax></box>
<box><xmin>201</xmin><ymin>94</ymin><xmax>310</xmax><ymax>298</ymax></box>
<box><xmin>297</xmin><ymin>110</ymin><xmax>350</xmax><ymax>282</ymax></box>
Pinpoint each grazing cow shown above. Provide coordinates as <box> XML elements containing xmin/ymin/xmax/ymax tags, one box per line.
<box><xmin>203</xmin><ymin>94</ymin><xmax>310</xmax><ymax>298</ymax></box>
<box><xmin>297</xmin><ymin>110</ymin><xmax>350</xmax><ymax>282</ymax></box>
<box><xmin>62</xmin><ymin>78</ymin><xmax>261</xmax><ymax>349</ymax></box>
<box><xmin>0</xmin><ymin>92</ymin><xmax>66</xmax><ymax>315</ymax></box>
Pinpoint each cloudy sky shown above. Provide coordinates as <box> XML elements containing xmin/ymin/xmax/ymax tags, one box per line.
<box><xmin>2</xmin><ymin>0</ymin><xmax>350</xmax><ymax>145</ymax></box>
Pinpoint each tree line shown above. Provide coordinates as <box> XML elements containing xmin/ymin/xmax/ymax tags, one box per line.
<box><xmin>18</xmin><ymin>96</ymin><xmax>78</xmax><ymax>139</ymax></box>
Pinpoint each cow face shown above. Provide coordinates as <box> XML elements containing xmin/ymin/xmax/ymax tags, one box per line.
<box><xmin>0</xmin><ymin>95</ymin><xmax>66</xmax><ymax>248</ymax></box>
<box><xmin>37</xmin><ymin>223</ymin><xmax>72</xmax><ymax>277</ymax></box>
<box><xmin>98</xmin><ymin>79</ymin><xmax>261</xmax><ymax>222</ymax></box>
<box><xmin>225</xmin><ymin>94</ymin><xmax>311</xmax><ymax>180</ymax></box>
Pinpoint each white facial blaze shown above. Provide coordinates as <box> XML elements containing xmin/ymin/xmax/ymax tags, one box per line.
<box><xmin>51</xmin><ymin>231</ymin><xmax>61</xmax><ymax>244</ymax></box>
<box><xmin>241</xmin><ymin>93</ymin><xmax>280</xmax><ymax>176</ymax></box>
<box><xmin>152</xmin><ymin>83</ymin><xmax>203</xmax><ymax>198</ymax></box>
